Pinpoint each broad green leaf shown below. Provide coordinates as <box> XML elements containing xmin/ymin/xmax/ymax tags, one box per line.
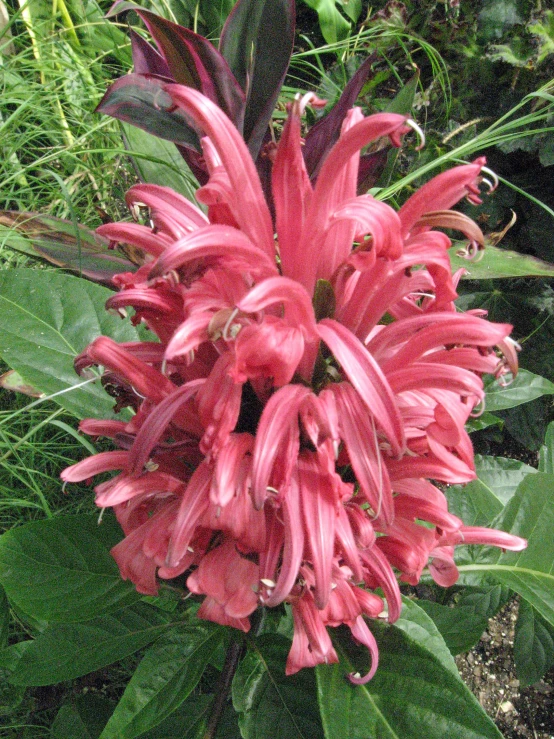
<box><xmin>484</xmin><ymin>369</ymin><xmax>554</xmax><ymax>412</ymax></box>
<box><xmin>121</xmin><ymin>123</ymin><xmax>199</xmax><ymax>203</ymax></box>
<box><xmin>0</xmin><ymin>513</ymin><xmax>139</xmax><ymax>623</ymax></box>
<box><xmin>100</xmin><ymin>623</ymin><xmax>226</xmax><ymax>739</ymax></box>
<box><xmin>233</xmin><ymin>633</ymin><xmax>323</xmax><ymax>739</ymax></box>
<box><xmin>539</xmin><ymin>421</ymin><xmax>554</xmax><ymax>473</ymax></box>
<box><xmin>455</xmin><ymin>585</ymin><xmax>512</xmax><ymax>620</ymax></box>
<box><xmin>0</xmin><ymin>585</ymin><xmax>8</xmax><ymax>650</ymax></box>
<box><xmin>138</xmin><ymin>694</ymin><xmax>212</xmax><ymax>738</ymax></box>
<box><xmin>458</xmin><ymin>473</ymin><xmax>554</xmax><ymax>627</ymax></box>
<box><xmin>415</xmin><ymin>601</ymin><xmax>488</xmax><ymax>655</ymax></box>
<box><xmin>51</xmin><ymin>694</ymin><xmax>115</xmax><ymax>739</ymax></box>
<box><xmin>316</xmin><ymin>622</ymin><xmax>503</xmax><ymax>739</ymax></box>
<box><xmin>514</xmin><ymin>599</ymin><xmax>554</xmax><ymax>686</ymax></box>
<box><xmin>450</xmin><ymin>244</ymin><xmax>554</xmax><ymax>279</ymax></box>
<box><xmin>475</xmin><ymin>454</ymin><xmax>537</xmax><ymax>506</ymax></box>
<box><xmin>0</xmin><ymin>269</ymin><xmax>140</xmax><ymax>419</ymax></box>
<box><xmin>0</xmin><ymin>369</ymin><xmax>42</xmax><ymax>398</ymax></box>
<box><xmin>9</xmin><ymin>602</ymin><xmax>172</xmax><ymax>685</ymax></box>
<box><xmin>445</xmin><ymin>479</ymin><xmax>504</xmax><ymax>527</ymax></box>
<box><xmin>301</xmin><ymin>0</ymin><xmax>351</xmax><ymax>44</ymax></box>
<box><xmin>395</xmin><ymin>597</ymin><xmax>458</xmax><ymax>673</ymax></box>
<box><xmin>0</xmin><ymin>211</ymin><xmax>135</xmax><ymax>285</ymax></box>
<box><xmin>466</xmin><ymin>411</ymin><xmax>503</xmax><ymax>433</ymax></box>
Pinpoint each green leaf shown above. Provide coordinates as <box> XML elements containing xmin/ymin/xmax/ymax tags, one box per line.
<box><xmin>475</xmin><ymin>454</ymin><xmax>537</xmax><ymax>506</ymax></box>
<box><xmin>100</xmin><ymin>623</ymin><xmax>225</xmax><ymax>739</ymax></box>
<box><xmin>415</xmin><ymin>601</ymin><xmax>488</xmax><ymax>655</ymax></box>
<box><xmin>484</xmin><ymin>369</ymin><xmax>554</xmax><ymax>412</ymax></box>
<box><xmin>121</xmin><ymin>123</ymin><xmax>199</xmax><ymax>203</ymax></box>
<box><xmin>0</xmin><ymin>211</ymin><xmax>135</xmax><ymax>285</ymax></box>
<box><xmin>466</xmin><ymin>411</ymin><xmax>503</xmax><ymax>433</ymax></box>
<box><xmin>539</xmin><ymin>421</ymin><xmax>554</xmax><ymax>473</ymax></box>
<box><xmin>9</xmin><ymin>602</ymin><xmax>172</xmax><ymax>685</ymax></box>
<box><xmin>454</xmin><ymin>585</ymin><xmax>512</xmax><ymax>620</ymax></box>
<box><xmin>458</xmin><ymin>473</ymin><xmax>554</xmax><ymax>627</ymax></box>
<box><xmin>450</xmin><ymin>245</ymin><xmax>554</xmax><ymax>279</ymax></box>
<box><xmin>395</xmin><ymin>597</ymin><xmax>459</xmax><ymax>673</ymax></box>
<box><xmin>0</xmin><ymin>268</ymin><xmax>140</xmax><ymax>419</ymax></box>
<box><xmin>51</xmin><ymin>694</ymin><xmax>115</xmax><ymax>739</ymax></box>
<box><xmin>138</xmin><ymin>694</ymin><xmax>213</xmax><ymax>738</ymax></box>
<box><xmin>0</xmin><ymin>513</ymin><xmax>139</xmax><ymax>623</ymax></box>
<box><xmin>445</xmin><ymin>479</ymin><xmax>504</xmax><ymax>527</ymax></box>
<box><xmin>0</xmin><ymin>585</ymin><xmax>8</xmax><ymax>650</ymax></box>
<box><xmin>233</xmin><ymin>633</ymin><xmax>323</xmax><ymax>739</ymax></box>
<box><xmin>514</xmin><ymin>599</ymin><xmax>554</xmax><ymax>687</ymax></box>
<box><xmin>300</xmin><ymin>0</ymin><xmax>351</xmax><ymax>44</ymax></box>
<box><xmin>316</xmin><ymin>622</ymin><xmax>503</xmax><ymax>739</ymax></box>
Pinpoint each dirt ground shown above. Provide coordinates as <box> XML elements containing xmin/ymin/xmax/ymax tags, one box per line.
<box><xmin>456</xmin><ymin>600</ymin><xmax>554</xmax><ymax>738</ymax></box>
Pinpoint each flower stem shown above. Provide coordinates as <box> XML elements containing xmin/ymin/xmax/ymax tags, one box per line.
<box><xmin>202</xmin><ymin>637</ymin><xmax>244</xmax><ymax>739</ymax></box>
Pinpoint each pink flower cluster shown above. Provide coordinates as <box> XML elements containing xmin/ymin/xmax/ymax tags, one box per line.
<box><xmin>62</xmin><ymin>87</ymin><xmax>525</xmax><ymax>682</ymax></box>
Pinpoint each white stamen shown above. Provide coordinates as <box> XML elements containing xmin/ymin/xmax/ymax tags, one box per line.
<box><xmin>266</xmin><ymin>486</ymin><xmax>279</xmax><ymax>496</ymax></box>
<box><xmin>187</xmin><ymin>546</ymin><xmax>194</xmax><ymax>553</ymax></box>
<box><xmin>222</xmin><ymin>308</ymin><xmax>240</xmax><ymax>341</ymax></box>
<box><xmin>480</xmin><ymin>165</ymin><xmax>499</xmax><ymax>191</ymax></box>
<box><xmin>260</xmin><ymin>578</ymin><xmax>276</xmax><ymax>588</ymax></box>
<box><xmin>145</xmin><ymin>460</ymin><xmax>159</xmax><ymax>472</ymax></box>
<box><xmin>406</xmin><ymin>118</ymin><xmax>426</xmax><ymax>150</ymax></box>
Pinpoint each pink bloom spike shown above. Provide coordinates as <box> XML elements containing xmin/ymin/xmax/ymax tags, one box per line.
<box><xmin>318</xmin><ymin>319</ymin><xmax>405</xmax><ymax>456</ymax></box>
<box><xmin>164</xmin><ymin>85</ymin><xmax>275</xmax><ymax>257</ymax></box>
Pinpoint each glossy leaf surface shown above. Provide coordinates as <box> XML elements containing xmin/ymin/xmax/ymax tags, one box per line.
<box><xmin>0</xmin><ymin>269</ymin><xmax>139</xmax><ymax>419</ymax></box>
<box><xmin>100</xmin><ymin>623</ymin><xmax>225</xmax><ymax>739</ymax></box>
<box><xmin>316</xmin><ymin>621</ymin><xmax>502</xmax><ymax>739</ymax></box>
<box><xmin>233</xmin><ymin>633</ymin><xmax>323</xmax><ymax>739</ymax></box>
<box><xmin>9</xmin><ymin>603</ymin><xmax>172</xmax><ymax>685</ymax></box>
<box><xmin>0</xmin><ymin>514</ymin><xmax>139</xmax><ymax>622</ymax></box>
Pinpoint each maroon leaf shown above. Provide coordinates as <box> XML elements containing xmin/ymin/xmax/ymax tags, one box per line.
<box><xmin>130</xmin><ymin>29</ymin><xmax>171</xmax><ymax>78</ymax></box>
<box><xmin>357</xmin><ymin>149</ymin><xmax>390</xmax><ymax>194</ymax></box>
<box><xmin>220</xmin><ymin>0</ymin><xmax>295</xmax><ymax>158</ymax></box>
<box><xmin>96</xmin><ymin>75</ymin><xmax>201</xmax><ymax>151</ymax></box>
<box><xmin>303</xmin><ymin>55</ymin><xmax>377</xmax><ymax>181</ymax></box>
<box><xmin>110</xmin><ymin>3</ymin><xmax>245</xmax><ymax>127</ymax></box>
<box><xmin>0</xmin><ymin>211</ymin><xmax>137</xmax><ymax>286</ymax></box>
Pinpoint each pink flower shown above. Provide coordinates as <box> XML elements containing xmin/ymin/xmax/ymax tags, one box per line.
<box><xmin>62</xmin><ymin>85</ymin><xmax>525</xmax><ymax>683</ymax></box>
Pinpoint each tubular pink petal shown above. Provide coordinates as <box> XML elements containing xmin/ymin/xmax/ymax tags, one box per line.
<box><xmin>298</xmin><ymin>455</ymin><xmax>336</xmax><ymax>609</ymax></box>
<box><xmin>348</xmin><ymin>616</ymin><xmax>379</xmax><ymax>684</ymax></box>
<box><xmin>96</xmin><ymin>471</ymin><xmax>183</xmax><ymax>507</ymax></box>
<box><xmin>85</xmin><ymin>337</ymin><xmax>175</xmax><ymax>403</ymax></box>
<box><xmin>315</xmin><ymin>107</ymin><xmax>364</xmax><ymax>280</ymax></box>
<box><xmin>251</xmin><ymin>384</ymin><xmax>312</xmax><ymax>509</ymax></box>
<box><xmin>97</xmin><ymin>223</ymin><xmax>172</xmax><ymax>258</ymax></box>
<box><xmin>398</xmin><ymin>157</ymin><xmax>487</xmax><ymax>237</ymax></box>
<box><xmin>272</xmin><ymin>96</ymin><xmax>314</xmax><ymax>280</ymax></box>
<box><xmin>61</xmin><ymin>450</ymin><xmax>129</xmax><ymax>482</ymax></box>
<box><xmin>166</xmin><ymin>461</ymin><xmax>212</xmax><ymax>567</ymax></box>
<box><xmin>126</xmin><ymin>183</ymin><xmax>209</xmax><ymax>234</ymax></box>
<box><xmin>210</xmin><ymin>433</ymin><xmax>254</xmax><ymax>507</ymax></box>
<box><xmin>237</xmin><ymin>277</ymin><xmax>317</xmax><ymax>337</ymax></box>
<box><xmin>317</xmin><ymin>319</ymin><xmax>404</xmax><ymax>456</ymax></box>
<box><xmin>149</xmin><ymin>225</ymin><xmax>277</xmax><ymax>279</ymax></box>
<box><xmin>128</xmin><ymin>381</ymin><xmax>203</xmax><ymax>476</ymax></box>
<box><xmin>448</xmin><ymin>526</ymin><xmax>527</xmax><ymax>551</ymax></box>
<box><xmin>164</xmin><ymin>86</ymin><xmax>275</xmax><ymax>257</ymax></box>
<box><xmin>164</xmin><ymin>311</ymin><xmax>213</xmax><ymax>360</ymax></box>
<box><xmin>331</xmin><ymin>383</ymin><xmax>394</xmax><ymax>524</ymax></box>
<box><xmin>359</xmin><ymin>545</ymin><xmax>402</xmax><ymax>623</ymax></box>
<box><xmin>264</xmin><ymin>470</ymin><xmax>305</xmax><ymax>607</ymax></box>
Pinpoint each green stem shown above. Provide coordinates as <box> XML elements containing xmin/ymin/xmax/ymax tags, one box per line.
<box><xmin>202</xmin><ymin>637</ymin><xmax>244</xmax><ymax>739</ymax></box>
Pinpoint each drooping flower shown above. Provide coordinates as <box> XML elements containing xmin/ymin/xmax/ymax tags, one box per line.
<box><xmin>62</xmin><ymin>85</ymin><xmax>526</xmax><ymax>683</ymax></box>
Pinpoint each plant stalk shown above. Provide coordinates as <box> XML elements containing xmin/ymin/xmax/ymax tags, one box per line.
<box><xmin>202</xmin><ymin>637</ymin><xmax>244</xmax><ymax>739</ymax></box>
